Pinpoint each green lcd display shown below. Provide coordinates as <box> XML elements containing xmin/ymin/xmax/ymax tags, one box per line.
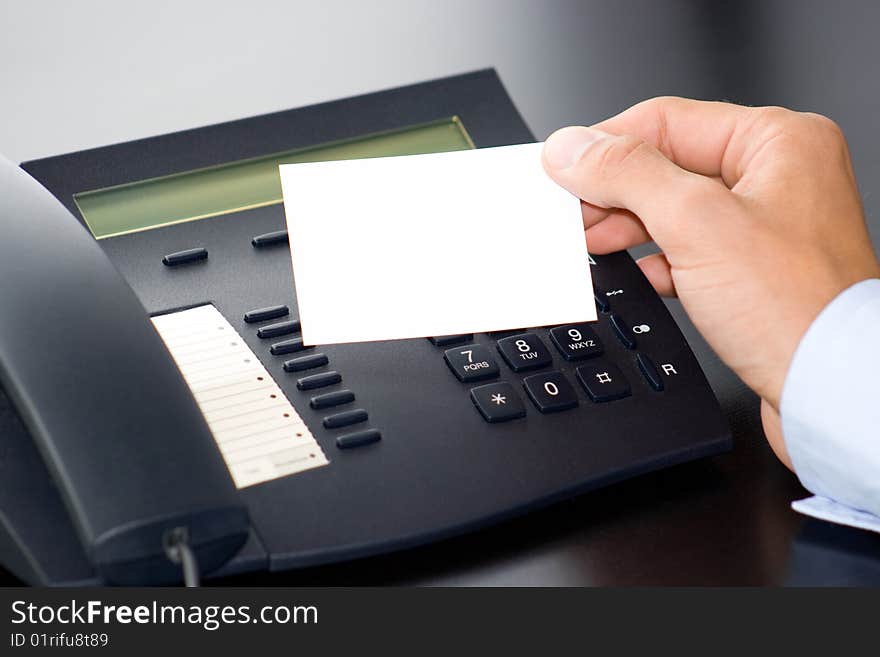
<box><xmin>74</xmin><ymin>117</ymin><xmax>475</xmax><ymax>239</ymax></box>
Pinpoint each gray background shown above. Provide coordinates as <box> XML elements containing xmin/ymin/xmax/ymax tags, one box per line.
<box><xmin>2</xmin><ymin>1</ymin><xmax>877</xmax><ymax>249</ymax></box>
<box><xmin>2</xmin><ymin>0</ymin><xmax>879</xmax><ymax>584</ymax></box>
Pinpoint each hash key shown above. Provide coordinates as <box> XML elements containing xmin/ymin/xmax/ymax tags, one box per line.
<box><xmin>576</xmin><ymin>361</ymin><xmax>631</xmax><ymax>402</ymax></box>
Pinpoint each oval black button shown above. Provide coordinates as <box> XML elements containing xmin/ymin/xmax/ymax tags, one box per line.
<box><xmin>310</xmin><ymin>390</ymin><xmax>355</xmax><ymax>409</ymax></box>
<box><xmin>428</xmin><ymin>334</ymin><xmax>473</xmax><ymax>346</ymax></box>
<box><xmin>162</xmin><ymin>248</ymin><xmax>208</xmax><ymax>266</ymax></box>
<box><xmin>336</xmin><ymin>429</ymin><xmax>381</xmax><ymax>449</ymax></box>
<box><xmin>251</xmin><ymin>230</ymin><xmax>289</xmax><ymax>248</ymax></box>
<box><xmin>270</xmin><ymin>337</ymin><xmax>312</xmax><ymax>355</ymax></box>
<box><xmin>323</xmin><ymin>409</ymin><xmax>368</xmax><ymax>429</ymax></box>
<box><xmin>244</xmin><ymin>305</ymin><xmax>289</xmax><ymax>323</ymax></box>
<box><xmin>636</xmin><ymin>353</ymin><xmax>664</xmax><ymax>391</ymax></box>
<box><xmin>609</xmin><ymin>313</ymin><xmax>637</xmax><ymax>350</ymax></box>
<box><xmin>283</xmin><ymin>353</ymin><xmax>328</xmax><ymax>372</ymax></box>
<box><xmin>257</xmin><ymin>319</ymin><xmax>301</xmax><ymax>339</ymax></box>
<box><xmin>296</xmin><ymin>371</ymin><xmax>341</xmax><ymax>391</ymax></box>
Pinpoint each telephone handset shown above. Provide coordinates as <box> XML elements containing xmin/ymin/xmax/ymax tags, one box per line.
<box><xmin>0</xmin><ymin>156</ymin><xmax>249</xmax><ymax>584</ymax></box>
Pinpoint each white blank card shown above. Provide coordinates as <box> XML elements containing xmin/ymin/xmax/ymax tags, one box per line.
<box><xmin>280</xmin><ymin>142</ymin><xmax>596</xmax><ymax>345</ymax></box>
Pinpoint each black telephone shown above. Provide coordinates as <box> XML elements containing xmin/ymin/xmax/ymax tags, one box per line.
<box><xmin>0</xmin><ymin>70</ymin><xmax>730</xmax><ymax>586</ymax></box>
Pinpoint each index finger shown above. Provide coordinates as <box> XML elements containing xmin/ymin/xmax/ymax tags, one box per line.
<box><xmin>591</xmin><ymin>97</ymin><xmax>757</xmax><ymax>187</ymax></box>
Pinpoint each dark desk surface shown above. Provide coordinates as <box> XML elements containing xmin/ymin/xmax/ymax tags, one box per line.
<box><xmin>4</xmin><ymin>0</ymin><xmax>880</xmax><ymax>586</ymax></box>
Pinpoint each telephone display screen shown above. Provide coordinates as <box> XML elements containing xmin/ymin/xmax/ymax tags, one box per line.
<box><xmin>74</xmin><ymin>117</ymin><xmax>474</xmax><ymax>239</ymax></box>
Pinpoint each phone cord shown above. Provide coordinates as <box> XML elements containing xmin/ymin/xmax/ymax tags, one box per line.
<box><xmin>163</xmin><ymin>527</ymin><xmax>201</xmax><ymax>588</ymax></box>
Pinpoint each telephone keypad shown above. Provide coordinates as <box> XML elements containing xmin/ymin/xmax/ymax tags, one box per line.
<box><xmin>444</xmin><ymin>345</ymin><xmax>500</xmax><ymax>383</ymax></box>
<box><xmin>497</xmin><ymin>333</ymin><xmax>552</xmax><ymax>372</ymax></box>
<box><xmin>549</xmin><ymin>324</ymin><xmax>604</xmax><ymax>361</ymax></box>
<box><xmin>523</xmin><ymin>372</ymin><xmax>579</xmax><ymax>413</ymax></box>
<box><xmin>576</xmin><ymin>361</ymin><xmax>631</xmax><ymax>402</ymax></box>
<box><xmin>470</xmin><ymin>382</ymin><xmax>527</xmax><ymax>423</ymax></box>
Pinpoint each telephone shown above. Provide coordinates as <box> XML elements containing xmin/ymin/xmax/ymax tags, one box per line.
<box><xmin>0</xmin><ymin>70</ymin><xmax>731</xmax><ymax>585</ymax></box>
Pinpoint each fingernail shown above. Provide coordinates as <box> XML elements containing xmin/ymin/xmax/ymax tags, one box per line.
<box><xmin>543</xmin><ymin>126</ymin><xmax>610</xmax><ymax>170</ymax></box>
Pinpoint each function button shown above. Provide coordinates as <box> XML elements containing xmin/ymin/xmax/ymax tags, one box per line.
<box><xmin>336</xmin><ymin>429</ymin><xmax>382</xmax><ymax>449</ymax></box>
<box><xmin>244</xmin><ymin>304</ymin><xmax>289</xmax><ymax>323</ymax></box>
<box><xmin>549</xmin><ymin>323</ymin><xmax>604</xmax><ymax>361</ymax></box>
<box><xmin>323</xmin><ymin>409</ymin><xmax>369</xmax><ymax>429</ymax></box>
<box><xmin>576</xmin><ymin>361</ymin><xmax>631</xmax><ymax>402</ymax></box>
<box><xmin>283</xmin><ymin>353</ymin><xmax>328</xmax><ymax>373</ymax></box>
<box><xmin>470</xmin><ymin>382</ymin><xmax>527</xmax><ymax>423</ymax></box>
<box><xmin>594</xmin><ymin>292</ymin><xmax>611</xmax><ymax>313</ymax></box>
<box><xmin>310</xmin><ymin>389</ymin><xmax>355</xmax><ymax>409</ymax></box>
<box><xmin>429</xmin><ymin>334</ymin><xmax>473</xmax><ymax>346</ymax></box>
<box><xmin>257</xmin><ymin>319</ymin><xmax>302</xmax><ymax>339</ymax></box>
<box><xmin>270</xmin><ymin>336</ymin><xmax>312</xmax><ymax>355</ymax></box>
<box><xmin>609</xmin><ymin>313</ymin><xmax>637</xmax><ymax>350</ymax></box>
<box><xmin>522</xmin><ymin>372</ymin><xmax>579</xmax><ymax>413</ymax></box>
<box><xmin>251</xmin><ymin>230</ymin><xmax>289</xmax><ymax>248</ymax></box>
<box><xmin>444</xmin><ymin>344</ymin><xmax>500</xmax><ymax>383</ymax></box>
<box><xmin>636</xmin><ymin>353</ymin><xmax>664</xmax><ymax>391</ymax></box>
<box><xmin>296</xmin><ymin>371</ymin><xmax>341</xmax><ymax>391</ymax></box>
<box><xmin>162</xmin><ymin>247</ymin><xmax>208</xmax><ymax>267</ymax></box>
<box><xmin>496</xmin><ymin>333</ymin><xmax>552</xmax><ymax>372</ymax></box>
<box><xmin>488</xmin><ymin>328</ymin><xmax>526</xmax><ymax>336</ymax></box>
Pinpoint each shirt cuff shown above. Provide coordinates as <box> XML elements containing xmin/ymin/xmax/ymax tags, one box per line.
<box><xmin>791</xmin><ymin>495</ymin><xmax>880</xmax><ymax>534</ymax></box>
<box><xmin>781</xmin><ymin>278</ymin><xmax>880</xmax><ymax>532</ymax></box>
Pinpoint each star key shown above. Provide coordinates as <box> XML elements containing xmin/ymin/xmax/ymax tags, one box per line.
<box><xmin>470</xmin><ymin>382</ymin><xmax>526</xmax><ymax>423</ymax></box>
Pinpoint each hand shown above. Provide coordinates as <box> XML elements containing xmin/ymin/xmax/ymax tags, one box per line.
<box><xmin>542</xmin><ymin>98</ymin><xmax>880</xmax><ymax>468</ymax></box>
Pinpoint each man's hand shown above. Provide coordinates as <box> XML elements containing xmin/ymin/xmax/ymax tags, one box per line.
<box><xmin>542</xmin><ymin>98</ymin><xmax>880</xmax><ymax>468</ymax></box>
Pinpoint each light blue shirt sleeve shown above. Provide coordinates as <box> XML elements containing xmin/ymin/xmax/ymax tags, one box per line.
<box><xmin>781</xmin><ymin>278</ymin><xmax>880</xmax><ymax>532</ymax></box>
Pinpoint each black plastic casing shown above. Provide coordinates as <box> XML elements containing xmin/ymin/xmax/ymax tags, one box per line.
<box><xmin>0</xmin><ymin>70</ymin><xmax>730</xmax><ymax>584</ymax></box>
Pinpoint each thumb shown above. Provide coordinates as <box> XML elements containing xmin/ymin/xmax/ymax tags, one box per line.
<box><xmin>542</xmin><ymin>126</ymin><xmax>719</xmax><ymax>245</ymax></box>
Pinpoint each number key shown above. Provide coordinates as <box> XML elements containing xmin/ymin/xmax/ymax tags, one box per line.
<box><xmin>497</xmin><ymin>333</ymin><xmax>553</xmax><ymax>372</ymax></box>
<box><xmin>444</xmin><ymin>344</ymin><xmax>500</xmax><ymax>383</ymax></box>
<box><xmin>523</xmin><ymin>371</ymin><xmax>578</xmax><ymax>413</ymax></box>
<box><xmin>549</xmin><ymin>323</ymin><xmax>604</xmax><ymax>361</ymax></box>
